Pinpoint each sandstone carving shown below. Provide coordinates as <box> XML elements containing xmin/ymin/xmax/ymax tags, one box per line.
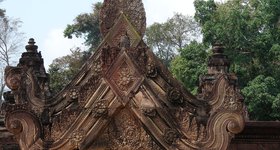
<box><xmin>1</xmin><ymin>0</ymin><xmax>245</xmax><ymax>149</ymax></box>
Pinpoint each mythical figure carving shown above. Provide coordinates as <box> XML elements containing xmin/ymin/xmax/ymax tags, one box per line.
<box><xmin>1</xmin><ymin>0</ymin><xmax>245</xmax><ymax>149</ymax></box>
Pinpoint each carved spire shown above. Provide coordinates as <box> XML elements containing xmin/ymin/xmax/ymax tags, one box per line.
<box><xmin>19</xmin><ymin>38</ymin><xmax>48</xmax><ymax>87</ymax></box>
<box><xmin>208</xmin><ymin>43</ymin><xmax>230</xmax><ymax>74</ymax></box>
<box><xmin>25</xmin><ymin>38</ymin><xmax>38</xmax><ymax>53</ymax></box>
<box><xmin>19</xmin><ymin>38</ymin><xmax>44</xmax><ymax>69</ymax></box>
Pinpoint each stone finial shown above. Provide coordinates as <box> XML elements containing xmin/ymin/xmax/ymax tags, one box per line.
<box><xmin>208</xmin><ymin>43</ymin><xmax>230</xmax><ymax>74</ymax></box>
<box><xmin>25</xmin><ymin>38</ymin><xmax>38</xmax><ymax>53</ymax></box>
<box><xmin>212</xmin><ymin>43</ymin><xmax>224</xmax><ymax>54</ymax></box>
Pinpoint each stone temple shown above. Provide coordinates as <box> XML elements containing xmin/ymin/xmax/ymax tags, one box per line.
<box><xmin>1</xmin><ymin>0</ymin><xmax>277</xmax><ymax>149</ymax></box>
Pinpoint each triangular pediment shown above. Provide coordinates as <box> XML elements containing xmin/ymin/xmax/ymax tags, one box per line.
<box><xmin>43</xmin><ymin>3</ymin><xmax>204</xmax><ymax>148</ymax></box>
<box><xmin>2</xmin><ymin>0</ymin><xmax>245</xmax><ymax>149</ymax></box>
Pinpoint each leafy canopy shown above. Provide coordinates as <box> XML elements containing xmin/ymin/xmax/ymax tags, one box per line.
<box><xmin>145</xmin><ymin>13</ymin><xmax>201</xmax><ymax>67</ymax></box>
<box><xmin>242</xmin><ymin>75</ymin><xmax>280</xmax><ymax>120</ymax></box>
<box><xmin>194</xmin><ymin>0</ymin><xmax>280</xmax><ymax>120</ymax></box>
<box><xmin>0</xmin><ymin>4</ymin><xmax>24</xmax><ymax>101</ymax></box>
<box><xmin>48</xmin><ymin>48</ymin><xmax>87</xmax><ymax>94</ymax></box>
<box><xmin>49</xmin><ymin>2</ymin><xmax>103</xmax><ymax>94</ymax></box>
<box><xmin>64</xmin><ymin>2</ymin><xmax>102</xmax><ymax>50</ymax></box>
<box><xmin>171</xmin><ymin>41</ymin><xmax>208</xmax><ymax>94</ymax></box>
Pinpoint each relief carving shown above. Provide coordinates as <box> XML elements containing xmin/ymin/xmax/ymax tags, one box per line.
<box><xmin>90</xmin><ymin>109</ymin><xmax>161</xmax><ymax>150</ymax></box>
<box><xmin>128</xmin><ymin>42</ymin><xmax>148</xmax><ymax>74</ymax></box>
<box><xmin>101</xmin><ymin>44</ymin><xmax>121</xmax><ymax>70</ymax></box>
<box><xmin>223</xmin><ymin>86</ymin><xmax>243</xmax><ymax>111</ymax></box>
<box><xmin>1</xmin><ymin>1</ymin><xmax>245</xmax><ymax>150</ymax></box>
<box><xmin>69</xmin><ymin>88</ymin><xmax>79</xmax><ymax>100</ymax></box>
<box><xmin>92</xmin><ymin>61</ymin><xmax>102</xmax><ymax>76</ymax></box>
<box><xmin>146</xmin><ymin>60</ymin><xmax>158</xmax><ymax>78</ymax></box>
<box><xmin>99</xmin><ymin>0</ymin><xmax>146</xmax><ymax>38</ymax></box>
<box><xmin>141</xmin><ymin>107</ymin><xmax>156</xmax><ymax>117</ymax></box>
<box><xmin>70</xmin><ymin>129</ymin><xmax>85</xmax><ymax>149</ymax></box>
<box><xmin>92</xmin><ymin>99</ymin><xmax>108</xmax><ymax>118</ymax></box>
<box><xmin>163</xmin><ymin>128</ymin><xmax>179</xmax><ymax>145</ymax></box>
<box><xmin>115</xmin><ymin>66</ymin><xmax>135</xmax><ymax>91</ymax></box>
<box><xmin>175</xmin><ymin>108</ymin><xmax>206</xmax><ymax>143</ymax></box>
<box><xmin>168</xmin><ymin>88</ymin><xmax>184</xmax><ymax>105</ymax></box>
<box><xmin>5</xmin><ymin>67</ymin><xmax>22</xmax><ymax>91</ymax></box>
<box><xmin>51</xmin><ymin>108</ymin><xmax>82</xmax><ymax>141</ymax></box>
<box><xmin>80</xmin><ymin>73</ymin><xmax>102</xmax><ymax>105</ymax></box>
<box><xmin>107</xmin><ymin>53</ymin><xmax>143</xmax><ymax>99</ymax></box>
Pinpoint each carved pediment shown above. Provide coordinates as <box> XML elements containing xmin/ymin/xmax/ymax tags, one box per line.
<box><xmin>1</xmin><ymin>0</ymin><xmax>245</xmax><ymax>150</ymax></box>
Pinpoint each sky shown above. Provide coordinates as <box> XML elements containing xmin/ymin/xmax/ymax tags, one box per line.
<box><xmin>1</xmin><ymin>0</ymin><xmax>196</xmax><ymax>69</ymax></box>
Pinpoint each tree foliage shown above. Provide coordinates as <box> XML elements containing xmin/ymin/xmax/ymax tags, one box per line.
<box><xmin>48</xmin><ymin>48</ymin><xmax>86</xmax><ymax>94</ymax></box>
<box><xmin>50</xmin><ymin>2</ymin><xmax>103</xmax><ymax>94</ymax></box>
<box><xmin>145</xmin><ymin>13</ymin><xmax>201</xmax><ymax>67</ymax></box>
<box><xmin>194</xmin><ymin>0</ymin><xmax>280</xmax><ymax>86</ymax></box>
<box><xmin>194</xmin><ymin>0</ymin><xmax>280</xmax><ymax>120</ymax></box>
<box><xmin>64</xmin><ymin>2</ymin><xmax>102</xmax><ymax>50</ymax></box>
<box><xmin>0</xmin><ymin>1</ymin><xmax>5</xmax><ymax>18</ymax></box>
<box><xmin>242</xmin><ymin>75</ymin><xmax>280</xmax><ymax>120</ymax></box>
<box><xmin>51</xmin><ymin>0</ymin><xmax>280</xmax><ymax>121</ymax></box>
<box><xmin>0</xmin><ymin>6</ymin><xmax>24</xmax><ymax>100</ymax></box>
<box><xmin>171</xmin><ymin>41</ymin><xmax>208</xmax><ymax>94</ymax></box>
<box><xmin>0</xmin><ymin>17</ymin><xmax>24</xmax><ymax>66</ymax></box>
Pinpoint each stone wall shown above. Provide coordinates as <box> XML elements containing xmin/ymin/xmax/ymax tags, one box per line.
<box><xmin>228</xmin><ymin>121</ymin><xmax>280</xmax><ymax>150</ymax></box>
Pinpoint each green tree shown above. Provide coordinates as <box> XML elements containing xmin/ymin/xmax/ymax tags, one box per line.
<box><xmin>242</xmin><ymin>75</ymin><xmax>280</xmax><ymax>120</ymax></box>
<box><xmin>64</xmin><ymin>2</ymin><xmax>102</xmax><ymax>50</ymax></box>
<box><xmin>145</xmin><ymin>13</ymin><xmax>201</xmax><ymax>67</ymax></box>
<box><xmin>194</xmin><ymin>0</ymin><xmax>280</xmax><ymax>87</ymax></box>
<box><xmin>48</xmin><ymin>47</ymin><xmax>86</xmax><ymax>94</ymax></box>
<box><xmin>49</xmin><ymin>2</ymin><xmax>103</xmax><ymax>94</ymax></box>
<box><xmin>145</xmin><ymin>23</ymin><xmax>175</xmax><ymax>66</ymax></box>
<box><xmin>171</xmin><ymin>41</ymin><xmax>208</xmax><ymax>94</ymax></box>
<box><xmin>194</xmin><ymin>0</ymin><xmax>280</xmax><ymax>120</ymax></box>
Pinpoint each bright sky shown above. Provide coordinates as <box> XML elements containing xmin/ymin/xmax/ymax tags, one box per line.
<box><xmin>1</xmin><ymin>0</ymin><xmax>196</xmax><ymax>69</ymax></box>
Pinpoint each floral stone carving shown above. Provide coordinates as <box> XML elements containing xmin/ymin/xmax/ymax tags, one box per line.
<box><xmin>1</xmin><ymin>1</ymin><xmax>245</xmax><ymax>150</ymax></box>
